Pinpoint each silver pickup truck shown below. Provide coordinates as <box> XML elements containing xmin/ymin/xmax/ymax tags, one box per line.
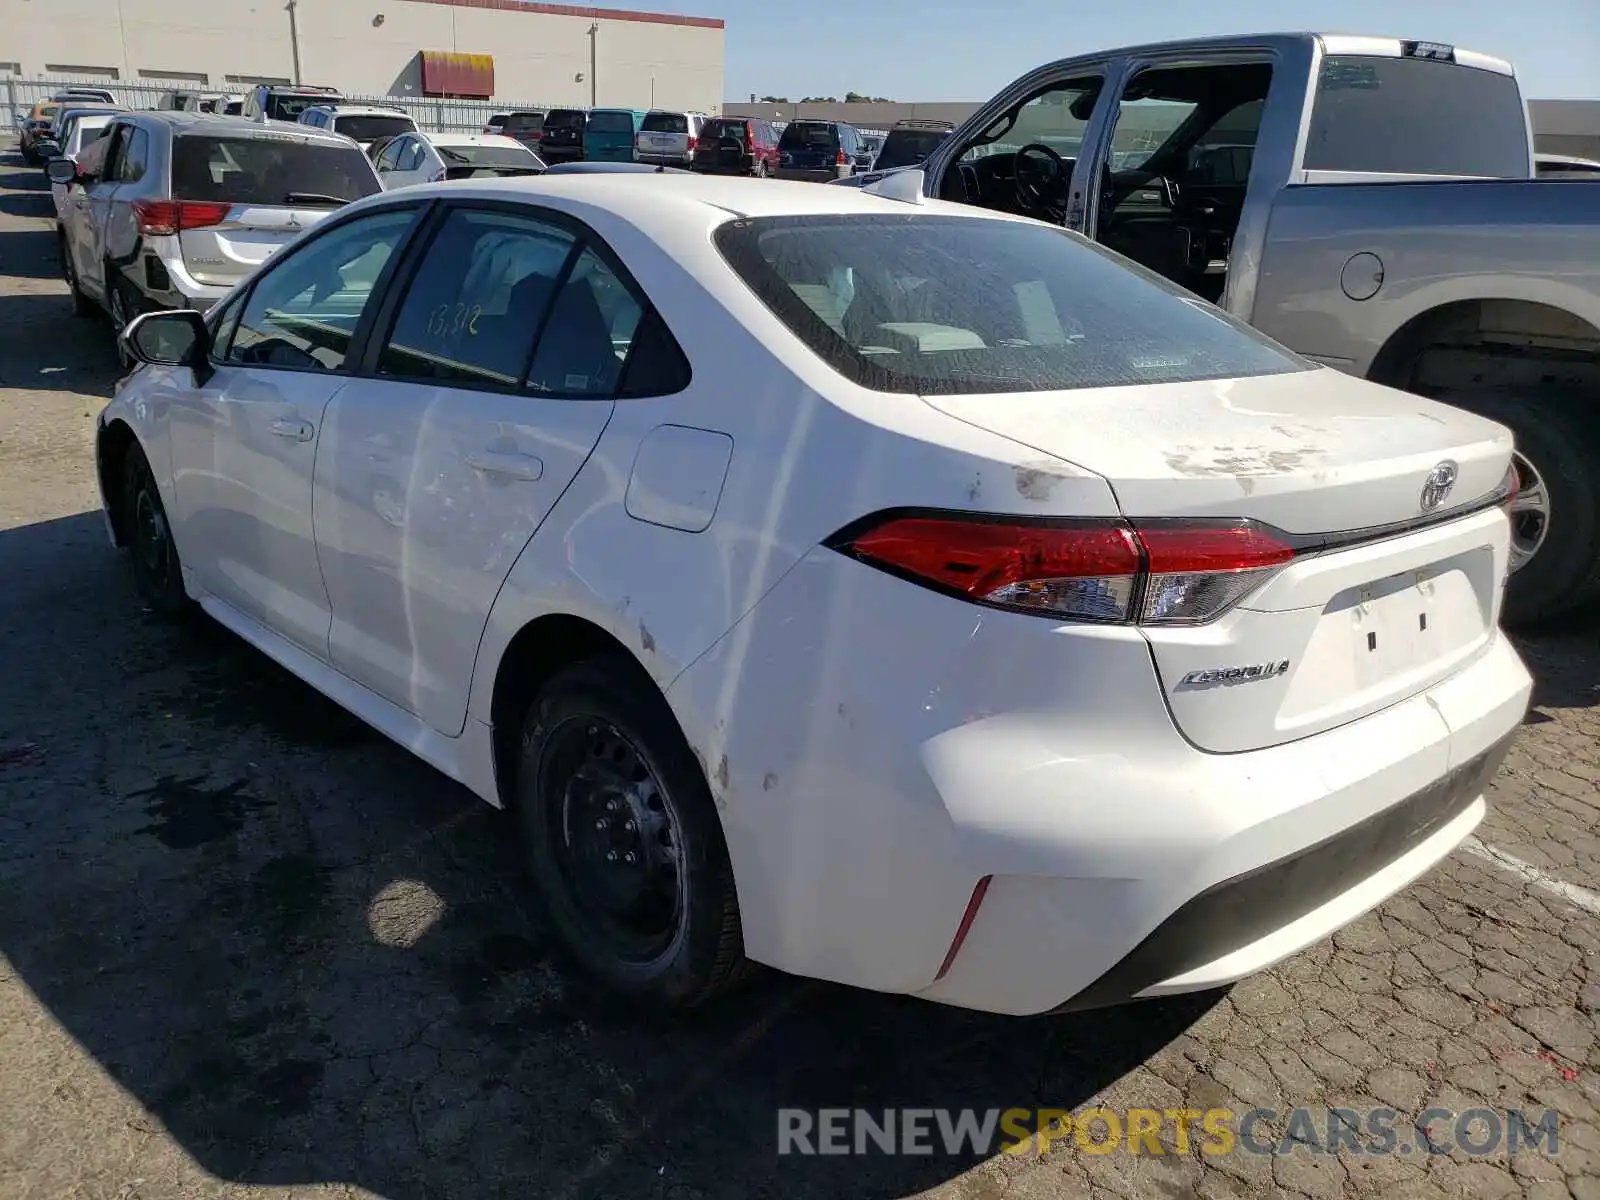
<box><xmin>845</xmin><ymin>33</ymin><xmax>1600</xmax><ymax>624</ymax></box>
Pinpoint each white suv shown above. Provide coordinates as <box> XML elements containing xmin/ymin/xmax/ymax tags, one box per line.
<box><xmin>298</xmin><ymin>104</ymin><xmax>419</xmax><ymax>151</ymax></box>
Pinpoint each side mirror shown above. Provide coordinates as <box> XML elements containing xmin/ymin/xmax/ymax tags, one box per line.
<box><xmin>123</xmin><ymin>309</ymin><xmax>212</xmax><ymax>383</ymax></box>
<box><xmin>46</xmin><ymin>157</ymin><xmax>79</xmax><ymax>185</ymax></box>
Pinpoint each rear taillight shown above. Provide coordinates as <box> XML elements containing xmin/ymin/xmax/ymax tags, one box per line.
<box><xmin>743</xmin><ymin>122</ymin><xmax>753</xmax><ymax>143</ymax></box>
<box><xmin>829</xmin><ymin>513</ymin><xmax>1296</xmax><ymax>626</ymax></box>
<box><xmin>836</xmin><ymin>147</ymin><xmax>847</xmax><ymax>165</ymax></box>
<box><xmin>686</xmin><ymin>135</ymin><xmax>697</xmax><ymax>152</ymax></box>
<box><xmin>132</xmin><ymin>199</ymin><xmax>230</xmax><ymax>236</ymax></box>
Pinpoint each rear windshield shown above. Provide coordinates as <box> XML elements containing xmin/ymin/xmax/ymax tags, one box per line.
<box><xmin>172</xmin><ymin>135</ymin><xmax>380</xmax><ymax>206</ymax></box>
<box><xmin>503</xmin><ymin>112</ymin><xmax>545</xmax><ymax>131</ymax></box>
<box><xmin>266</xmin><ymin>93</ymin><xmax>336</xmax><ymax>122</ymax></box>
<box><xmin>873</xmin><ymin>129</ymin><xmax>950</xmax><ymax>170</ymax></box>
<box><xmin>335</xmin><ymin>115</ymin><xmax>414</xmax><ymax>142</ymax></box>
<box><xmin>702</xmin><ymin>118</ymin><xmax>749</xmax><ymax>142</ymax></box>
<box><xmin>437</xmin><ymin>142</ymin><xmax>539</xmax><ymax>169</ymax></box>
<box><xmin>1305</xmin><ymin>56</ymin><xmax>1530</xmax><ymax>177</ymax></box>
<box><xmin>714</xmin><ymin>215</ymin><xmax>1307</xmax><ymax>395</ymax></box>
<box><xmin>38</xmin><ymin>105</ymin><xmax>59</xmax><ymax>120</ymax></box>
<box><xmin>780</xmin><ymin>123</ymin><xmax>838</xmax><ymax>149</ymax></box>
<box><xmin>641</xmin><ymin>112</ymin><xmax>689</xmax><ymax>134</ymax></box>
<box><xmin>588</xmin><ymin>111</ymin><xmax>637</xmax><ymax>134</ymax></box>
<box><xmin>544</xmin><ymin>109</ymin><xmax>586</xmax><ymax>129</ymax></box>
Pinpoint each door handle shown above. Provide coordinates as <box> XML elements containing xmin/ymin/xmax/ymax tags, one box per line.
<box><xmin>465</xmin><ymin>450</ymin><xmax>543</xmax><ymax>481</ymax></box>
<box><xmin>269</xmin><ymin>418</ymin><xmax>315</xmax><ymax>442</ymax></box>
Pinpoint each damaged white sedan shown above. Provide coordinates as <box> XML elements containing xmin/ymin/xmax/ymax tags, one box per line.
<box><xmin>98</xmin><ymin>172</ymin><xmax>1530</xmax><ymax>1014</ymax></box>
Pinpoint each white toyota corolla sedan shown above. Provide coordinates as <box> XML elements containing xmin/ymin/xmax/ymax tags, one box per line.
<box><xmin>102</xmin><ymin>173</ymin><xmax>1531</xmax><ymax>1016</ymax></box>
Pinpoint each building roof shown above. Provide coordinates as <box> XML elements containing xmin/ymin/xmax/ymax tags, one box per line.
<box><xmin>401</xmin><ymin>0</ymin><xmax>724</xmax><ymax>30</ymax></box>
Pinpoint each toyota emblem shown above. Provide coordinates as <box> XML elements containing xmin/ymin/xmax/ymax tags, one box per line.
<box><xmin>1420</xmin><ymin>461</ymin><xmax>1458</xmax><ymax>512</ymax></box>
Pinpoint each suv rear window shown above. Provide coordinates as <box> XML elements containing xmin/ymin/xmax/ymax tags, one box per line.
<box><xmin>503</xmin><ymin>112</ymin><xmax>545</xmax><ymax>132</ymax></box>
<box><xmin>1305</xmin><ymin>56</ymin><xmax>1529</xmax><ymax>177</ymax></box>
<box><xmin>588</xmin><ymin>111</ymin><xmax>636</xmax><ymax>134</ymax></box>
<box><xmin>873</xmin><ymin>128</ymin><xmax>950</xmax><ymax>170</ymax></box>
<box><xmin>702</xmin><ymin>118</ymin><xmax>750</xmax><ymax>142</ymax></box>
<box><xmin>544</xmin><ymin>109</ymin><xmax>586</xmax><ymax>129</ymax></box>
<box><xmin>266</xmin><ymin>93</ymin><xmax>339</xmax><ymax>122</ymax></box>
<box><xmin>779</xmin><ymin>123</ymin><xmax>838</xmax><ymax>149</ymax></box>
<box><xmin>334</xmin><ymin>115</ymin><xmax>415</xmax><ymax>142</ymax></box>
<box><xmin>641</xmin><ymin>112</ymin><xmax>689</xmax><ymax>134</ymax></box>
<box><xmin>714</xmin><ymin>215</ymin><xmax>1307</xmax><ymax>395</ymax></box>
<box><xmin>171</xmin><ymin>135</ymin><xmax>380</xmax><ymax>206</ymax></box>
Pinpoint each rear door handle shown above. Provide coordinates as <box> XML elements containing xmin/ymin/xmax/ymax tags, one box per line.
<box><xmin>465</xmin><ymin>450</ymin><xmax>544</xmax><ymax>481</ymax></box>
<box><xmin>269</xmin><ymin>418</ymin><xmax>315</xmax><ymax>442</ymax></box>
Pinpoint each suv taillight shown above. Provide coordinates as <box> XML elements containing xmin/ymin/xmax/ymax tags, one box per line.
<box><xmin>132</xmin><ymin>199</ymin><xmax>231</xmax><ymax>236</ymax></box>
<box><xmin>828</xmin><ymin>513</ymin><xmax>1296</xmax><ymax>625</ymax></box>
<box><xmin>686</xmin><ymin>134</ymin><xmax>697</xmax><ymax>152</ymax></box>
<box><xmin>835</xmin><ymin>147</ymin><xmax>847</xmax><ymax>165</ymax></box>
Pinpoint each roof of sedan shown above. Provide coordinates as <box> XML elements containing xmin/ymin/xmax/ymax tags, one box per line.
<box><xmin>411</xmin><ymin>171</ymin><xmax>998</xmax><ymax>222</ymax></box>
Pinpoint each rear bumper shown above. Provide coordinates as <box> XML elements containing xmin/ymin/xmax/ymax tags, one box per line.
<box><xmin>637</xmin><ymin>151</ymin><xmax>693</xmax><ymax>167</ymax></box>
<box><xmin>776</xmin><ymin>166</ymin><xmax>850</xmax><ymax>183</ymax></box>
<box><xmin>120</xmin><ymin>248</ymin><xmax>229</xmax><ymax>312</ymax></box>
<box><xmin>540</xmin><ymin>144</ymin><xmax>583</xmax><ymax>163</ymax></box>
<box><xmin>666</xmin><ymin>546</ymin><xmax>1532</xmax><ymax>1016</ymax></box>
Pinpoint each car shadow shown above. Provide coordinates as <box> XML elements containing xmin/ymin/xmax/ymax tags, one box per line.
<box><xmin>0</xmin><ymin>225</ymin><xmax>67</xmax><ymax>279</ymax></box>
<box><xmin>1511</xmin><ymin>602</ymin><xmax>1600</xmax><ymax>719</ymax></box>
<box><xmin>0</xmin><ymin>510</ymin><xmax>1226</xmax><ymax>1200</ymax></box>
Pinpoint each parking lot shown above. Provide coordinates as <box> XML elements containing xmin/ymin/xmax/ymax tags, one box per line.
<box><xmin>0</xmin><ymin>146</ymin><xmax>1598</xmax><ymax>1200</ymax></box>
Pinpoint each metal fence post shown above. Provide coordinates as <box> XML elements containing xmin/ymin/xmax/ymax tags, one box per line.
<box><xmin>5</xmin><ymin>75</ymin><xmax>16</xmax><ymax>142</ymax></box>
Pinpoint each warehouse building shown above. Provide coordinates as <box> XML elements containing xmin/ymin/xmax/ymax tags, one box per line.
<box><xmin>1</xmin><ymin>0</ymin><xmax>724</xmax><ymax>113</ymax></box>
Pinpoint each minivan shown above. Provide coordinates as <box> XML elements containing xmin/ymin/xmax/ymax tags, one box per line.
<box><xmin>583</xmin><ymin>108</ymin><xmax>647</xmax><ymax>162</ymax></box>
<box><xmin>634</xmin><ymin>110</ymin><xmax>708</xmax><ymax>168</ymax></box>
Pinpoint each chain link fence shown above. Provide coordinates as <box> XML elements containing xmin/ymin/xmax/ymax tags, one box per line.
<box><xmin>4</xmin><ymin>74</ymin><xmax>563</xmax><ymax>137</ymax></box>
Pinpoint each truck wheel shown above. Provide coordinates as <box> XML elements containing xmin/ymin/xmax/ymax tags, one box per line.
<box><xmin>1438</xmin><ymin>389</ymin><xmax>1600</xmax><ymax>626</ymax></box>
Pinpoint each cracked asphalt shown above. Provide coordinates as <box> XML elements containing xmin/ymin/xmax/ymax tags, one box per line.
<box><xmin>1</xmin><ymin>149</ymin><xmax>1597</xmax><ymax>1200</ymax></box>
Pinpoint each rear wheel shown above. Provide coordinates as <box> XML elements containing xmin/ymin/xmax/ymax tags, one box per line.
<box><xmin>105</xmin><ymin>272</ymin><xmax>137</xmax><ymax>368</ymax></box>
<box><xmin>60</xmin><ymin>237</ymin><xmax>95</xmax><ymax>318</ymax></box>
<box><xmin>753</xmin><ymin>159</ymin><xmax>768</xmax><ymax>178</ymax></box>
<box><xmin>122</xmin><ymin>442</ymin><xmax>191</xmax><ymax>617</ymax></box>
<box><xmin>1437</xmin><ymin>389</ymin><xmax>1600</xmax><ymax>625</ymax></box>
<box><xmin>515</xmin><ymin>655</ymin><xmax>747</xmax><ymax>1006</ymax></box>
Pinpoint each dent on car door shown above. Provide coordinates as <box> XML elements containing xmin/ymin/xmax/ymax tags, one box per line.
<box><xmin>167</xmin><ymin>206</ymin><xmax>426</xmax><ymax>656</ymax></box>
<box><xmin>314</xmin><ymin>205</ymin><xmax>627</xmax><ymax>736</ymax></box>
<box><xmin>79</xmin><ymin>123</ymin><xmax>131</xmax><ymax>299</ymax></box>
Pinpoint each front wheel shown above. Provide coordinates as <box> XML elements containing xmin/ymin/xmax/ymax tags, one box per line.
<box><xmin>122</xmin><ymin>442</ymin><xmax>191</xmax><ymax>617</ymax></box>
<box><xmin>1439</xmin><ymin>389</ymin><xmax>1600</xmax><ymax>625</ymax></box>
<box><xmin>515</xmin><ymin>656</ymin><xmax>747</xmax><ymax>1006</ymax></box>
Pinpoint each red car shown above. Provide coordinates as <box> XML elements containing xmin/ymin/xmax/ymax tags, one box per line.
<box><xmin>691</xmin><ymin>116</ymin><xmax>780</xmax><ymax>177</ymax></box>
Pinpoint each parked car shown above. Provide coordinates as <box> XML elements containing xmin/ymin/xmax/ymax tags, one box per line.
<box><xmin>871</xmin><ymin>119</ymin><xmax>955</xmax><ymax>171</ymax></box>
<box><xmin>241</xmin><ymin>83</ymin><xmax>342</xmax><ymax>123</ymax></box>
<box><xmin>298</xmin><ymin>104</ymin><xmax>418</xmax><ymax>151</ymax></box>
<box><xmin>373</xmin><ymin>132</ymin><xmax>544</xmax><ymax>188</ymax></box>
<box><xmin>52</xmin><ymin>86</ymin><xmax>118</xmax><ymax>105</ymax></box>
<box><xmin>49</xmin><ymin>111</ymin><xmax>382</xmax><ymax>357</ymax></box>
<box><xmin>635</xmin><ymin>110</ymin><xmax>708</xmax><ymax>168</ymax></box>
<box><xmin>48</xmin><ymin>111</ymin><xmax>117</xmax><ymax>225</ymax></box>
<box><xmin>846</xmin><ymin>32</ymin><xmax>1600</xmax><ymax>624</ymax></box>
<box><xmin>1535</xmin><ymin>152</ymin><xmax>1600</xmax><ymax>178</ymax></box>
<box><xmin>583</xmin><ymin>108</ymin><xmax>647</xmax><ymax>163</ymax></box>
<box><xmin>19</xmin><ymin>103</ymin><xmax>61</xmax><ymax>164</ymax></box>
<box><xmin>691</xmin><ymin>116</ymin><xmax>780</xmax><ymax>176</ymax></box>
<box><xmin>482</xmin><ymin>113</ymin><xmax>511</xmax><ymax>135</ymax></box>
<box><xmin>499</xmin><ymin>111</ymin><xmax>548</xmax><ymax>149</ymax></box>
<box><xmin>538</xmin><ymin>109</ymin><xmax>588</xmax><ymax>164</ymax></box>
<box><xmin>102</xmin><ymin>171</ymin><xmax>1530</xmax><ymax>1014</ymax></box>
<box><xmin>156</xmin><ymin>90</ymin><xmax>240</xmax><ymax>114</ymax></box>
<box><xmin>775</xmin><ymin>119</ymin><xmax>871</xmax><ymax>181</ymax></box>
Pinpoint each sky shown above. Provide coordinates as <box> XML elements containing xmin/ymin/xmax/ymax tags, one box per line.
<box><xmin>711</xmin><ymin>0</ymin><xmax>1599</xmax><ymax>103</ymax></box>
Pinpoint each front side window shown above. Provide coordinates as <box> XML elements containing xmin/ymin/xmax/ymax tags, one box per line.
<box><xmin>956</xmin><ymin>79</ymin><xmax>1101</xmax><ymax>168</ymax></box>
<box><xmin>376</xmin><ymin>208</ymin><xmax>577</xmax><ymax>389</ymax></box>
<box><xmin>714</xmin><ymin>214</ymin><xmax>1308</xmax><ymax>395</ymax></box>
<box><xmin>226</xmin><ymin>208</ymin><xmax>418</xmax><ymax>371</ymax></box>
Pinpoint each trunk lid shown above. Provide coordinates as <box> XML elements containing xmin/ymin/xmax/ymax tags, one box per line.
<box><xmin>178</xmin><ymin>204</ymin><xmax>333</xmax><ymax>286</ymax></box>
<box><xmin>923</xmin><ymin>369</ymin><xmax>1515</xmax><ymax>752</ymax></box>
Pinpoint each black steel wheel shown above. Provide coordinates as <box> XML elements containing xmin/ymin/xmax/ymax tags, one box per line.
<box><xmin>517</xmin><ymin>656</ymin><xmax>747</xmax><ymax>1005</ymax></box>
<box><xmin>122</xmin><ymin>442</ymin><xmax>190</xmax><ymax>616</ymax></box>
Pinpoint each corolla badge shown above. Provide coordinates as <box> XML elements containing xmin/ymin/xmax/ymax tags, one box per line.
<box><xmin>1420</xmin><ymin>460</ymin><xmax>1458</xmax><ymax>512</ymax></box>
<box><xmin>1178</xmin><ymin>660</ymin><xmax>1290</xmax><ymax>687</ymax></box>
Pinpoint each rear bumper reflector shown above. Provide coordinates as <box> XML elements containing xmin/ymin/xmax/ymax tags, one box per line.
<box><xmin>934</xmin><ymin>875</ymin><xmax>992</xmax><ymax>982</ymax></box>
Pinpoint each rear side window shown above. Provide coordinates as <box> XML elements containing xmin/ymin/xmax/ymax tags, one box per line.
<box><xmin>780</xmin><ymin>123</ymin><xmax>838</xmax><ymax>149</ymax></box>
<box><xmin>335</xmin><ymin>115</ymin><xmax>415</xmax><ymax>142</ymax></box>
<box><xmin>714</xmin><ymin>214</ymin><xmax>1308</xmax><ymax>395</ymax></box>
<box><xmin>588</xmin><ymin>111</ymin><xmax>636</xmax><ymax>134</ymax></box>
<box><xmin>1305</xmin><ymin>56</ymin><xmax>1530</xmax><ymax>177</ymax></box>
<box><xmin>171</xmin><ymin>135</ymin><xmax>380</xmax><ymax>206</ymax></box>
<box><xmin>641</xmin><ymin>112</ymin><xmax>689</xmax><ymax>134</ymax></box>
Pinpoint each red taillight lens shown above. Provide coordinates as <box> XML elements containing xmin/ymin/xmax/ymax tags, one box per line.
<box><xmin>686</xmin><ymin>135</ymin><xmax>697</xmax><ymax>151</ymax></box>
<box><xmin>836</xmin><ymin>148</ymin><xmax>848</xmax><ymax>165</ymax></box>
<box><xmin>132</xmin><ymin>199</ymin><xmax>230</xmax><ymax>236</ymax></box>
<box><xmin>833</xmin><ymin>513</ymin><xmax>1296</xmax><ymax>625</ymax></box>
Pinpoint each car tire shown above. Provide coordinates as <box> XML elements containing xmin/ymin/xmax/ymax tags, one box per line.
<box><xmin>122</xmin><ymin>441</ymin><xmax>191</xmax><ymax>618</ymax></box>
<box><xmin>753</xmin><ymin>160</ymin><xmax>767</xmax><ymax>178</ymax></box>
<box><xmin>105</xmin><ymin>271</ymin><xmax>137</xmax><ymax>368</ymax></box>
<box><xmin>515</xmin><ymin>655</ymin><xmax>748</xmax><ymax>1007</ymax></box>
<box><xmin>1439</xmin><ymin>388</ymin><xmax>1600</xmax><ymax>626</ymax></box>
<box><xmin>61</xmin><ymin>238</ymin><xmax>95</xmax><ymax>318</ymax></box>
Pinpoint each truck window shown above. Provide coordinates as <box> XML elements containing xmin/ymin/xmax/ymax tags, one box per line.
<box><xmin>1305</xmin><ymin>56</ymin><xmax>1529</xmax><ymax>177</ymax></box>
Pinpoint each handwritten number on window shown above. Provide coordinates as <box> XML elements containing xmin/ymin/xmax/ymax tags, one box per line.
<box><xmin>426</xmin><ymin>301</ymin><xmax>483</xmax><ymax>337</ymax></box>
